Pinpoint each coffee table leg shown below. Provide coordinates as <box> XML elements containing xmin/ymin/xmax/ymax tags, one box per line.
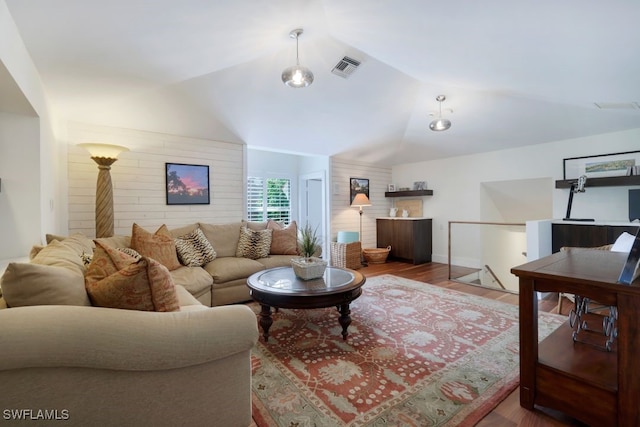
<box><xmin>338</xmin><ymin>303</ymin><xmax>351</xmax><ymax>340</ymax></box>
<box><xmin>259</xmin><ymin>304</ymin><xmax>273</xmax><ymax>342</ymax></box>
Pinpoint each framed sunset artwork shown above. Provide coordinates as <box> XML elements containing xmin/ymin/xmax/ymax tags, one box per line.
<box><xmin>165</xmin><ymin>163</ymin><xmax>210</xmax><ymax>205</ymax></box>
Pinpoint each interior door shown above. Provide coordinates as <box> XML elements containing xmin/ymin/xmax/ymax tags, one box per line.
<box><xmin>299</xmin><ymin>173</ymin><xmax>326</xmax><ymax>257</ymax></box>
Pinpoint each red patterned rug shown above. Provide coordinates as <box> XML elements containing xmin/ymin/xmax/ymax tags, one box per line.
<box><xmin>250</xmin><ymin>274</ymin><xmax>564</xmax><ymax>426</ymax></box>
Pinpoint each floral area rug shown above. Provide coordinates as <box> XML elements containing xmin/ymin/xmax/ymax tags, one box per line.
<box><xmin>250</xmin><ymin>274</ymin><xmax>564</xmax><ymax>426</ymax></box>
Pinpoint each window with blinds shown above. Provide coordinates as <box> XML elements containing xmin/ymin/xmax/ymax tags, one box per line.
<box><xmin>247</xmin><ymin>177</ymin><xmax>291</xmax><ymax>224</ymax></box>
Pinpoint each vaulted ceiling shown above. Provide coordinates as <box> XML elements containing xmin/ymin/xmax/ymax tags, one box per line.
<box><xmin>6</xmin><ymin>0</ymin><xmax>640</xmax><ymax>166</ymax></box>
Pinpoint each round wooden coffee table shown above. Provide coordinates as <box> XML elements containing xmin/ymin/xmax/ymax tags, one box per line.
<box><xmin>246</xmin><ymin>266</ymin><xmax>365</xmax><ymax>342</ymax></box>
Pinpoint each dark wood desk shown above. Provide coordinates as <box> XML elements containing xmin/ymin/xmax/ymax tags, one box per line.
<box><xmin>511</xmin><ymin>249</ymin><xmax>640</xmax><ymax>426</ymax></box>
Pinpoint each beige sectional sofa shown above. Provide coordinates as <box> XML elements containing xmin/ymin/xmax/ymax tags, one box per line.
<box><xmin>0</xmin><ymin>297</ymin><xmax>258</xmax><ymax>426</ymax></box>
<box><xmin>37</xmin><ymin>220</ymin><xmax>300</xmax><ymax>307</ymax></box>
<box><xmin>176</xmin><ymin>221</ymin><xmax>301</xmax><ymax>306</ymax></box>
<box><xmin>0</xmin><ymin>219</ymin><xmax>303</xmax><ymax>426</ymax></box>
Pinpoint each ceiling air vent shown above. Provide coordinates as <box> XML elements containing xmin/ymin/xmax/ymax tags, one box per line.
<box><xmin>593</xmin><ymin>102</ymin><xmax>640</xmax><ymax>110</ymax></box>
<box><xmin>331</xmin><ymin>56</ymin><xmax>361</xmax><ymax>78</ymax></box>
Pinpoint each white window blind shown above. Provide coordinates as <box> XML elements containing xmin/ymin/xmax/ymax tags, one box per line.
<box><xmin>247</xmin><ymin>177</ymin><xmax>291</xmax><ymax>224</ymax></box>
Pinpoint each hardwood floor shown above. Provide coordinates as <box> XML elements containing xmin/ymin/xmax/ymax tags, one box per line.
<box><xmin>360</xmin><ymin>260</ymin><xmax>587</xmax><ymax>427</ymax></box>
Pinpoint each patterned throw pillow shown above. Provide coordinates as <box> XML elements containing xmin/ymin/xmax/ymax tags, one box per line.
<box><xmin>236</xmin><ymin>227</ymin><xmax>272</xmax><ymax>260</ymax></box>
<box><xmin>130</xmin><ymin>223</ymin><xmax>181</xmax><ymax>271</ymax></box>
<box><xmin>267</xmin><ymin>220</ymin><xmax>298</xmax><ymax>255</ymax></box>
<box><xmin>117</xmin><ymin>247</ymin><xmax>141</xmax><ymax>260</ymax></box>
<box><xmin>175</xmin><ymin>228</ymin><xmax>216</xmax><ymax>267</ymax></box>
<box><xmin>85</xmin><ymin>242</ymin><xmax>179</xmax><ymax>312</ymax></box>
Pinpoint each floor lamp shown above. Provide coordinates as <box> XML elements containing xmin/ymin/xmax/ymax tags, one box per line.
<box><xmin>351</xmin><ymin>192</ymin><xmax>371</xmax><ymax>265</ymax></box>
<box><xmin>78</xmin><ymin>143</ymin><xmax>129</xmax><ymax>238</ymax></box>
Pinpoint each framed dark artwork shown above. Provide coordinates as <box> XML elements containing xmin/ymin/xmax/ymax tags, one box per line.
<box><xmin>350</xmin><ymin>177</ymin><xmax>369</xmax><ymax>204</ymax></box>
<box><xmin>166</xmin><ymin>163</ymin><xmax>210</xmax><ymax>205</ymax></box>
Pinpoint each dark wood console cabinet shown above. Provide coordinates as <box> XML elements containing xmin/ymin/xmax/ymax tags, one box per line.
<box><xmin>376</xmin><ymin>218</ymin><xmax>432</xmax><ymax>264</ymax></box>
<box><xmin>512</xmin><ymin>249</ymin><xmax>640</xmax><ymax>426</ymax></box>
<box><xmin>552</xmin><ymin>223</ymin><xmax>639</xmax><ymax>253</ymax></box>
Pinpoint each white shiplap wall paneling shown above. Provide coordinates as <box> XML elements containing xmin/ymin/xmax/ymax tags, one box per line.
<box><xmin>330</xmin><ymin>158</ymin><xmax>392</xmax><ymax>250</ymax></box>
<box><xmin>67</xmin><ymin>123</ymin><xmax>245</xmax><ymax>237</ymax></box>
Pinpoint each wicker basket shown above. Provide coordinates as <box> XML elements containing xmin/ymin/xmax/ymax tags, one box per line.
<box><xmin>363</xmin><ymin>246</ymin><xmax>391</xmax><ymax>264</ymax></box>
<box><xmin>330</xmin><ymin>241</ymin><xmax>362</xmax><ymax>270</ymax></box>
<box><xmin>291</xmin><ymin>257</ymin><xmax>327</xmax><ymax>280</ymax></box>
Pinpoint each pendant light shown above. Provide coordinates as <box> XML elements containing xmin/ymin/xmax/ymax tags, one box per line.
<box><xmin>429</xmin><ymin>95</ymin><xmax>452</xmax><ymax>131</ymax></box>
<box><xmin>281</xmin><ymin>28</ymin><xmax>314</xmax><ymax>88</ymax></box>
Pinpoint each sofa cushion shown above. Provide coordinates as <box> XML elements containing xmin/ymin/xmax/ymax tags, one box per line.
<box><xmin>29</xmin><ymin>244</ymin><xmax>46</xmax><ymax>259</ymax></box>
<box><xmin>256</xmin><ymin>254</ymin><xmax>298</xmax><ymax>270</ymax></box>
<box><xmin>0</xmin><ymin>262</ymin><xmax>91</xmax><ymax>307</ymax></box>
<box><xmin>174</xmin><ymin>285</ymin><xmax>203</xmax><ymax>306</ymax></box>
<box><xmin>30</xmin><ymin>239</ymin><xmax>87</xmax><ymax>273</ymax></box>
<box><xmin>203</xmin><ymin>257</ymin><xmax>264</xmax><ymax>284</ymax></box>
<box><xmin>42</xmin><ymin>233</ymin><xmax>95</xmax><ymax>256</ymax></box>
<box><xmin>242</xmin><ymin>220</ymin><xmax>268</xmax><ymax>231</ymax></box>
<box><xmin>236</xmin><ymin>227</ymin><xmax>272</xmax><ymax>260</ymax></box>
<box><xmin>267</xmin><ymin>220</ymin><xmax>298</xmax><ymax>255</ymax></box>
<box><xmin>130</xmin><ymin>223</ymin><xmax>181</xmax><ymax>271</ymax></box>
<box><xmin>174</xmin><ymin>228</ymin><xmax>216</xmax><ymax>267</ymax></box>
<box><xmin>85</xmin><ymin>243</ymin><xmax>179</xmax><ymax>312</ymax></box>
<box><xmin>168</xmin><ymin>223</ymin><xmax>199</xmax><ymax>238</ymax></box>
<box><xmin>170</xmin><ymin>266</ymin><xmax>214</xmax><ymax>296</ymax></box>
<box><xmin>58</xmin><ymin>233</ymin><xmax>95</xmax><ymax>257</ymax></box>
<box><xmin>199</xmin><ymin>222</ymin><xmax>242</xmax><ymax>257</ymax></box>
<box><xmin>95</xmin><ymin>234</ymin><xmax>131</xmax><ymax>249</ymax></box>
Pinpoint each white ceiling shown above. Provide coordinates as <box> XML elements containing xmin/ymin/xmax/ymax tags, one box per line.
<box><xmin>5</xmin><ymin>0</ymin><xmax>640</xmax><ymax>166</ymax></box>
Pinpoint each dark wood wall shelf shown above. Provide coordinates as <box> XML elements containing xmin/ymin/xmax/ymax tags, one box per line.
<box><xmin>555</xmin><ymin>175</ymin><xmax>640</xmax><ymax>189</ymax></box>
<box><xmin>385</xmin><ymin>190</ymin><xmax>433</xmax><ymax>197</ymax></box>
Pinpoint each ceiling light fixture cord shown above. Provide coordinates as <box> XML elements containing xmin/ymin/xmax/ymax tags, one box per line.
<box><xmin>429</xmin><ymin>95</ymin><xmax>451</xmax><ymax>131</ymax></box>
<box><xmin>282</xmin><ymin>28</ymin><xmax>314</xmax><ymax>88</ymax></box>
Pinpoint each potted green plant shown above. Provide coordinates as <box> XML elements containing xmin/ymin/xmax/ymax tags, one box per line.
<box><xmin>299</xmin><ymin>223</ymin><xmax>320</xmax><ymax>259</ymax></box>
<box><xmin>291</xmin><ymin>223</ymin><xmax>327</xmax><ymax>280</ymax></box>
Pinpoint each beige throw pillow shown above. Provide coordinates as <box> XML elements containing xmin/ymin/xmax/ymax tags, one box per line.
<box><xmin>267</xmin><ymin>220</ymin><xmax>298</xmax><ymax>255</ymax></box>
<box><xmin>130</xmin><ymin>223</ymin><xmax>181</xmax><ymax>271</ymax></box>
<box><xmin>0</xmin><ymin>262</ymin><xmax>91</xmax><ymax>307</ymax></box>
<box><xmin>85</xmin><ymin>242</ymin><xmax>179</xmax><ymax>312</ymax></box>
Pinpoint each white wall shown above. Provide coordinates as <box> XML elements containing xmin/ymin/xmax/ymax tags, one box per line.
<box><xmin>330</xmin><ymin>159</ymin><xmax>392</xmax><ymax>249</ymax></box>
<box><xmin>0</xmin><ymin>113</ymin><xmax>40</xmax><ymax>258</ymax></box>
<box><xmin>0</xmin><ymin>1</ymin><xmax>59</xmax><ymax>253</ymax></box>
<box><xmin>66</xmin><ymin>122</ymin><xmax>245</xmax><ymax>236</ymax></box>
<box><xmin>393</xmin><ymin>128</ymin><xmax>640</xmax><ymax>264</ymax></box>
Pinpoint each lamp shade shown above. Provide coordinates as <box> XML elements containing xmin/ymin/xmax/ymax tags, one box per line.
<box><xmin>282</xmin><ymin>28</ymin><xmax>314</xmax><ymax>88</ymax></box>
<box><xmin>429</xmin><ymin>95</ymin><xmax>452</xmax><ymax>131</ymax></box>
<box><xmin>429</xmin><ymin>118</ymin><xmax>452</xmax><ymax>131</ymax></box>
<box><xmin>78</xmin><ymin>143</ymin><xmax>129</xmax><ymax>159</ymax></box>
<box><xmin>282</xmin><ymin>65</ymin><xmax>314</xmax><ymax>88</ymax></box>
<box><xmin>351</xmin><ymin>193</ymin><xmax>371</xmax><ymax>207</ymax></box>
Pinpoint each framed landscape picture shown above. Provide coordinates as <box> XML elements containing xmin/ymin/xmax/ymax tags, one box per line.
<box><xmin>166</xmin><ymin>163</ymin><xmax>210</xmax><ymax>205</ymax></box>
<box><xmin>563</xmin><ymin>150</ymin><xmax>640</xmax><ymax>180</ymax></box>
<box><xmin>350</xmin><ymin>177</ymin><xmax>369</xmax><ymax>204</ymax></box>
